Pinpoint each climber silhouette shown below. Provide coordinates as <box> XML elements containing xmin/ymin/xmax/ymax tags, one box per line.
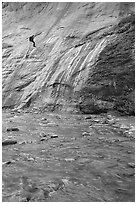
<box><xmin>29</xmin><ymin>35</ymin><xmax>36</xmax><ymax>47</ymax></box>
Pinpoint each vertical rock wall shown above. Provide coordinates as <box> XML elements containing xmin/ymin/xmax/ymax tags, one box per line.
<box><xmin>2</xmin><ymin>2</ymin><xmax>135</xmax><ymax>114</ymax></box>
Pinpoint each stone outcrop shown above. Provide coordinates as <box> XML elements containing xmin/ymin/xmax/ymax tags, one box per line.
<box><xmin>2</xmin><ymin>2</ymin><xmax>135</xmax><ymax>115</ymax></box>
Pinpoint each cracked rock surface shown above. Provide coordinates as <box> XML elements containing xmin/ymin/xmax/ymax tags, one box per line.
<box><xmin>2</xmin><ymin>2</ymin><xmax>135</xmax><ymax>115</ymax></box>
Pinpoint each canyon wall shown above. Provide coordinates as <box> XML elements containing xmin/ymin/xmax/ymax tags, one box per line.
<box><xmin>2</xmin><ymin>2</ymin><xmax>135</xmax><ymax>115</ymax></box>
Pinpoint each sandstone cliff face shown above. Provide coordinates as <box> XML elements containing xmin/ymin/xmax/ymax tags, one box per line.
<box><xmin>2</xmin><ymin>2</ymin><xmax>135</xmax><ymax>115</ymax></box>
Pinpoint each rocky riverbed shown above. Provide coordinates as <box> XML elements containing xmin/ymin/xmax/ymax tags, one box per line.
<box><xmin>2</xmin><ymin>109</ymin><xmax>135</xmax><ymax>202</ymax></box>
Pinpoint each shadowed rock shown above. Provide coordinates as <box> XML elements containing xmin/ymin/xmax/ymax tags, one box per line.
<box><xmin>2</xmin><ymin>139</ymin><xmax>17</xmax><ymax>146</ymax></box>
<box><xmin>6</xmin><ymin>127</ymin><xmax>19</xmax><ymax>132</ymax></box>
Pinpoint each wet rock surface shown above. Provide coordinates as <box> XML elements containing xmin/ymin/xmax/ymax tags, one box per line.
<box><xmin>2</xmin><ymin>110</ymin><xmax>135</xmax><ymax>202</ymax></box>
<box><xmin>2</xmin><ymin>3</ymin><xmax>135</xmax><ymax>115</ymax></box>
<box><xmin>6</xmin><ymin>127</ymin><xmax>19</xmax><ymax>132</ymax></box>
<box><xmin>2</xmin><ymin>139</ymin><xmax>17</xmax><ymax>146</ymax></box>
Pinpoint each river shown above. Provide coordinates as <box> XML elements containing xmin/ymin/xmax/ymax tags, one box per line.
<box><xmin>2</xmin><ymin>110</ymin><xmax>135</xmax><ymax>202</ymax></box>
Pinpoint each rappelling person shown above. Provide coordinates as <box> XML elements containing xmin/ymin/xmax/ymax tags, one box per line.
<box><xmin>29</xmin><ymin>35</ymin><xmax>36</xmax><ymax>47</ymax></box>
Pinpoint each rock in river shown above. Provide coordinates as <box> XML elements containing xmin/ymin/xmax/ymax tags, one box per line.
<box><xmin>6</xmin><ymin>127</ymin><xmax>19</xmax><ymax>132</ymax></box>
<box><xmin>2</xmin><ymin>139</ymin><xmax>17</xmax><ymax>146</ymax></box>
